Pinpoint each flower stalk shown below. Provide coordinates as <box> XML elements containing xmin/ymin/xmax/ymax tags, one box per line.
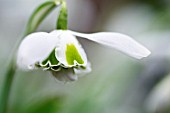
<box><xmin>0</xmin><ymin>59</ymin><xmax>16</xmax><ymax>113</ymax></box>
<box><xmin>56</xmin><ymin>0</ymin><xmax>68</xmax><ymax>30</ymax></box>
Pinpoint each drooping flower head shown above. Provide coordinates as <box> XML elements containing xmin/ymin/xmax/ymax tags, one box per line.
<box><xmin>17</xmin><ymin>0</ymin><xmax>151</xmax><ymax>81</ymax></box>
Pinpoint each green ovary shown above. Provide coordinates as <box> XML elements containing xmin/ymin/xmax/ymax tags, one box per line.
<box><xmin>65</xmin><ymin>44</ymin><xmax>84</xmax><ymax>65</ymax></box>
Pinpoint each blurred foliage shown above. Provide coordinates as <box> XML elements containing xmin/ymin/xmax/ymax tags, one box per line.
<box><xmin>136</xmin><ymin>0</ymin><xmax>168</xmax><ymax>11</ymax></box>
<box><xmin>22</xmin><ymin>97</ymin><xmax>64</xmax><ymax>113</ymax></box>
<box><xmin>153</xmin><ymin>7</ymin><xmax>170</xmax><ymax>30</ymax></box>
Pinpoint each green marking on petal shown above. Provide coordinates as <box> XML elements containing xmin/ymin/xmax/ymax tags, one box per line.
<box><xmin>65</xmin><ymin>44</ymin><xmax>84</xmax><ymax>65</ymax></box>
<box><xmin>42</xmin><ymin>48</ymin><xmax>59</xmax><ymax>66</ymax></box>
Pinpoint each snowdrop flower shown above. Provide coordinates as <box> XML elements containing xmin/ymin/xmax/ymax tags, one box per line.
<box><xmin>16</xmin><ymin>0</ymin><xmax>150</xmax><ymax>81</ymax></box>
<box><xmin>17</xmin><ymin>29</ymin><xmax>150</xmax><ymax>81</ymax></box>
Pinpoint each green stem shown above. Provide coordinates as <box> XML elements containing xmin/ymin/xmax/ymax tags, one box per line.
<box><xmin>56</xmin><ymin>0</ymin><xmax>68</xmax><ymax>30</ymax></box>
<box><xmin>0</xmin><ymin>58</ymin><xmax>16</xmax><ymax>113</ymax></box>
<box><xmin>25</xmin><ymin>1</ymin><xmax>58</xmax><ymax>35</ymax></box>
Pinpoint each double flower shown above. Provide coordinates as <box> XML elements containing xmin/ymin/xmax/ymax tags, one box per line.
<box><xmin>17</xmin><ymin>1</ymin><xmax>151</xmax><ymax>81</ymax></box>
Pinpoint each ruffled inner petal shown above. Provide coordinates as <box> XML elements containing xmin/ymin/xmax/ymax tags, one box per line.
<box><xmin>55</xmin><ymin>31</ymin><xmax>88</xmax><ymax>67</ymax></box>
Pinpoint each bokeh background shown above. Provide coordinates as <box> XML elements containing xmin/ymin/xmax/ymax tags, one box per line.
<box><xmin>1</xmin><ymin>0</ymin><xmax>170</xmax><ymax>113</ymax></box>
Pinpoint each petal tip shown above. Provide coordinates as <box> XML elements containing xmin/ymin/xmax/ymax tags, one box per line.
<box><xmin>143</xmin><ymin>50</ymin><xmax>151</xmax><ymax>58</ymax></box>
<box><xmin>136</xmin><ymin>49</ymin><xmax>151</xmax><ymax>59</ymax></box>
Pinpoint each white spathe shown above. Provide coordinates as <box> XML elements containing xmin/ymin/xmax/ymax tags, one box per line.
<box><xmin>17</xmin><ymin>30</ymin><xmax>151</xmax><ymax>70</ymax></box>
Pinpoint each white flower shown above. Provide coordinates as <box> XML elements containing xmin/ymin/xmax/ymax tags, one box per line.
<box><xmin>17</xmin><ymin>30</ymin><xmax>151</xmax><ymax>81</ymax></box>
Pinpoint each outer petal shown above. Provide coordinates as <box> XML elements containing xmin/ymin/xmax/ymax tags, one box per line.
<box><xmin>17</xmin><ymin>31</ymin><xmax>61</xmax><ymax>70</ymax></box>
<box><xmin>52</xmin><ymin>30</ymin><xmax>88</xmax><ymax>67</ymax></box>
<box><xmin>68</xmin><ymin>30</ymin><xmax>151</xmax><ymax>59</ymax></box>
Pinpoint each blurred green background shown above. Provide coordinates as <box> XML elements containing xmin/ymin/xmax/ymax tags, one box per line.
<box><xmin>1</xmin><ymin>0</ymin><xmax>170</xmax><ymax>113</ymax></box>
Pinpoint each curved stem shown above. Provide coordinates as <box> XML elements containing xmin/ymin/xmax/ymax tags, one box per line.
<box><xmin>0</xmin><ymin>58</ymin><xmax>16</xmax><ymax>113</ymax></box>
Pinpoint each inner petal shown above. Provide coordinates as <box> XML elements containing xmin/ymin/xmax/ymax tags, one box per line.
<box><xmin>55</xmin><ymin>31</ymin><xmax>87</xmax><ymax>67</ymax></box>
<box><xmin>41</xmin><ymin>48</ymin><xmax>59</xmax><ymax>67</ymax></box>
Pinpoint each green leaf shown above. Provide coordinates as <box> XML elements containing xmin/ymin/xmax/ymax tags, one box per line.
<box><xmin>25</xmin><ymin>1</ymin><xmax>60</xmax><ymax>36</ymax></box>
<box><xmin>56</xmin><ymin>1</ymin><xmax>68</xmax><ymax>30</ymax></box>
